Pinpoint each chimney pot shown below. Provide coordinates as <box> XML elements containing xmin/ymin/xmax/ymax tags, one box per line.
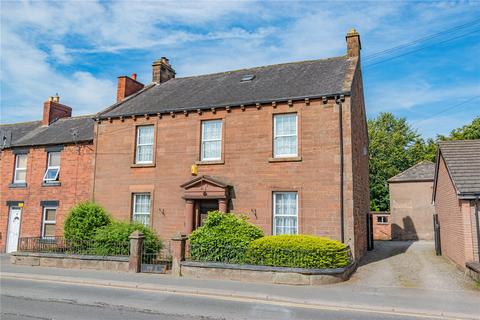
<box><xmin>131</xmin><ymin>73</ymin><xmax>137</xmax><ymax>80</ymax></box>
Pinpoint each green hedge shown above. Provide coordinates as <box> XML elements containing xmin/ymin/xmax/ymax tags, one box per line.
<box><xmin>245</xmin><ymin>235</ymin><xmax>350</xmax><ymax>269</ymax></box>
<box><xmin>93</xmin><ymin>221</ymin><xmax>162</xmax><ymax>256</ymax></box>
<box><xmin>189</xmin><ymin>211</ymin><xmax>264</xmax><ymax>263</ymax></box>
<box><xmin>64</xmin><ymin>202</ymin><xmax>111</xmax><ymax>241</ymax></box>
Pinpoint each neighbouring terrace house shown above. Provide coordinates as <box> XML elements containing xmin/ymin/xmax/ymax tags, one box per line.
<box><xmin>93</xmin><ymin>29</ymin><xmax>370</xmax><ymax>258</ymax></box>
<box><xmin>388</xmin><ymin>161</ymin><xmax>435</xmax><ymax>240</ymax></box>
<box><xmin>0</xmin><ymin>96</ymin><xmax>94</xmax><ymax>253</ymax></box>
<box><xmin>433</xmin><ymin>140</ymin><xmax>480</xmax><ymax>273</ymax></box>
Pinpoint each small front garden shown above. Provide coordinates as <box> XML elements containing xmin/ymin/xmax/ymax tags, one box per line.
<box><xmin>20</xmin><ymin>202</ymin><xmax>162</xmax><ymax>257</ymax></box>
<box><xmin>189</xmin><ymin>211</ymin><xmax>351</xmax><ymax>269</ymax></box>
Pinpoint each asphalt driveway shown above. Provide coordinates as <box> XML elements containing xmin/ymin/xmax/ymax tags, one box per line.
<box><xmin>346</xmin><ymin>241</ymin><xmax>478</xmax><ymax>291</ymax></box>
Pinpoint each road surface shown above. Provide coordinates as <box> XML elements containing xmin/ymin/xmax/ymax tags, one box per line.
<box><xmin>0</xmin><ymin>277</ymin><xmax>464</xmax><ymax>320</ymax></box>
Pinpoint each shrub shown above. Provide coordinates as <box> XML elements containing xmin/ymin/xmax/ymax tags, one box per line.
<box><xmin>64</xmin><ymin>202</ymin><xmax>111</xmax><ymax>241</ymax></box>
<box><xmin>93</xmin><ymin>221</ymin><xmax>162</xmax><ymax>256</ymax></box>
<box><xmin>246</xmin><ymin>235</ymin><xmax>350</xmax><ymax>269</ymax></box>
<box><xmin>189</xmin><ymin>211</ymin><xmax>264</xmax><ymax>263</ymax></box>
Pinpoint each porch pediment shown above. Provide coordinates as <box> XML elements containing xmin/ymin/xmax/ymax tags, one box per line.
<box><xmin>181</xmin><ymin>175</ymin><xmax>230</xmax><ymax>199</ymax></box>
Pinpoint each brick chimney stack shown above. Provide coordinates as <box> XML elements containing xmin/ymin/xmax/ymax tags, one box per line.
<box><xmin>346</xmin><ymin>28</ymin><xmax>361</xmax><ymax>58</ymax></box>
<box><xmin>152</xmin><ymin>57</ymin><xmax>175</xmax><ymax>83</ymax></box>
<box><xmin>42</xmin><ymin>94</ymin><xmax>72</xmax><ymax>126</ymax></box>
<box><xmin>117</xmin><ymin>74</ymin><xmax>144</xmax><ymax>102</ymax></box>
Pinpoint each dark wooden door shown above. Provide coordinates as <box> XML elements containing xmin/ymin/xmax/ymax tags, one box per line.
<box><xmin>196</xmin><ymin>200</ymin><xmax>219</xmax><ymax>228</ymax></box>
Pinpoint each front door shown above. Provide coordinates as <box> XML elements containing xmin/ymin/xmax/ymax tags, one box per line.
<box><xmin>196</xmin><ymin>200</ymin><xmax>219</xmax><ymax>228</ymax></box>
<box><xmin>6</xmin><ymin>207</ymin><xmax>22</xmax><ymax>253</ymax></box>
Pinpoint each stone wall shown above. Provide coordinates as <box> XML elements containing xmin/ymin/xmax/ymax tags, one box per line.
<box><xmin>11</xmin><ymin>252</ymin><xmax>129</xmax><ymax>272</ymax></box>
<box><xmin>180</xmin><ymin>261</ymin><xmax>356</xmax><ymax>285</ymax></box>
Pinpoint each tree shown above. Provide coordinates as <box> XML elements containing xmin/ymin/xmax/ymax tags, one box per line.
<box><xmin>438</xmin><ymin>116</ymin><xmax>480</xmax><ymax>141</ymax></box>
<box><xmin>368</xmin><ymin>113</ymin><xmax>431</xmax><ymax>211</ymax></box>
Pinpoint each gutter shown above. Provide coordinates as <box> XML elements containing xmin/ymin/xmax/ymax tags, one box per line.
<box><xmin>96</xmin><ymin>91</ymin><xmax>352</xmax><ymax>120</ymax></box>
<box><xmin>335</xmin><ymin>95</ymin><xmax>345</xmax><ymax>243</ymax></box>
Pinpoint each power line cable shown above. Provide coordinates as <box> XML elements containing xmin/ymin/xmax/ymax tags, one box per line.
<box><xmin>411</xmin><ymin>95</ymin><xmax>480</xmax><ymax>126</ymax></box>
<box><xmin>363</xmin><ymin>18</ymin><xmax>480</xmax><ymax>61</ymax></box>
<box><xmin>363</xmin><ymin>28</ymin><xmax>479</xmax><ymax>68</ymax></box>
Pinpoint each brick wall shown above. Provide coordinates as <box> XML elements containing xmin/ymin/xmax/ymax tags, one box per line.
<box><xmin>372</xmin><ymin>212</ymin><xmax>391</xmax><ymax>240</ymax></box>
<box><xmin>435</xmin><ymin>155</ymin><xmax>466</xmax><ymax>267</ymax></box>
<box><xmin>389</xmin><ymin>181</ymin><xmax>435</xmax><ymax>240</ymax></box>
<box><xmin>93</xmin><ymin>92</ymin><xmax>369</xmax><ymax>258</ymax></box>
<box><xmin>346</xmin><ymin>59</ymin><xmax>369</xmax><ymax>257</ymax></box>
<box><xmin>0</xmin><ymin>144</ymin><xmax>94</xmax><ymax>251</ymax></box>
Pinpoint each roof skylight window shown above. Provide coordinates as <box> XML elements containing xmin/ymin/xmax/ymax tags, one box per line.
<box><xmin>241</xmin><ymin>74</ymin><xmax>255</xmax><ymax>82</ymax></box>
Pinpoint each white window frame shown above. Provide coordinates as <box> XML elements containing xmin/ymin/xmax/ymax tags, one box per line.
<box><xmin>43</xmin><ymin>152</ymin><xmax>61</xmax><ymax>183</ymax></box>
<box><xmin>41</xmin><ymin>206</ymin><xmax>57</xmax><ymax>239</ymax></box>
<box><xmin>13</xmin><ymin>154</ymin><xmax>27</xmax><ymax>183</ymax></box>
<box><xmin>132</xmin><ymin>193</ymin><xmax>151</xmax><ymax>227</ymax></box>
<box><xmin>201</xmin><ymin>119</ymin><xmax>222</xmax><ymax>161</ymax></box>
<box><xmin>135</xmin><ymin>125</ymin><xmax>154</xmax><ymax>164</ymax></box>
<box><xmin>377</xmin><ymin>216</ymin><xmax>389</xmax><ymax>224</ymax></box>
<box><xmin>273</xmin><ymin>192</ymin><xmax>298</xmax><ymax>235</ymax></box>
<box><xmin>273</xmin><ymin>113</ymin><xmax>298</xmax><ymax>158</ymax></box>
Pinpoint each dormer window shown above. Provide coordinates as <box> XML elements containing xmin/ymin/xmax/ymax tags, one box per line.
<box><xmin>43</xmin><ymin>152</ymin><xmax>60</xmax><ymax>183</ymax></box>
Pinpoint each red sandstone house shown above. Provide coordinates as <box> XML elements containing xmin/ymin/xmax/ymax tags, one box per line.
<box><xmin>93</xmin><ymin>29</ymin><xmax>370</xmax><ymax>258</ymax></box>
<box><xmin>0</xmin><ymin>96</ymin><xmax>94</xmax><ymax>253</ymax></box>
<box><xmin>433</xmin><ymin>140</ymin><xmax>480</xmax><ymax>274</ymax></box>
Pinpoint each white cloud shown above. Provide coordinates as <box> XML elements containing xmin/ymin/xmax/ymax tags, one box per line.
<box><xmin>51</xmin><ymin>44</ymin><xmax>73</xmax><ymax>64</ymax></box>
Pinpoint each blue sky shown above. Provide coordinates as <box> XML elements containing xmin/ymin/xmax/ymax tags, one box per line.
<box><xmin>1</xmin><ymin>1</ymin><xmax>479</xmax><ymax>138</ymax></box>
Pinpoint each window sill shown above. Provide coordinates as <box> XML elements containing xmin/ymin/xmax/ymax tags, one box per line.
<box><xmin>9</xmin><ymin>182</ymin><xmax>27</xmax><ymax>188</ymax></box>
<box><xmin>268</xmin><ymin>156</ymin><xmax>302</xmax><ymax>163</ymax></box>
<box><xmin>195</xmin><ymin>160</ymin><xmax>225</xmax><ymax>165</ymax></box>
<box><xmin>131</xmin><ymin>163</ymin><xmax>156</xmax><ymax>168</ymax></box>
<box><xmin>42</xmin><ymin>181</ymin><xmax>61</xmax><ymax>187</ymax></box>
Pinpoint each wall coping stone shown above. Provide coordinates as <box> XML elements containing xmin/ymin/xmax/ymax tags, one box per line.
<box><xmin>181</xmin><ymin>260</ymin><xmax>357</xmax><ymax>276</ymax></box>
<box><xmin>12</xmin><ymin>251</ymin><xmax>129</xmax><ymax>262</ymax></box>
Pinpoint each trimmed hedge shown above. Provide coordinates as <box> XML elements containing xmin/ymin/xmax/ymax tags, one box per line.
<box><xmin>93</xmin><ymin>221</ymin><xmax>162</xmax><ymax>256</ymax></box>
<box><xmin>189</xmin><ymin>211</ymin><xmax>264</xmax><ymax>263</ymax></box>
<box><xmin>64</xmin><ymin>202</ymin><xmax>111</xmax><ymax>241</ymax></box>
<box><xmin>245</xmin><ymin>235</ymin><xmax>350</xmax><ymax>269</ymax></box>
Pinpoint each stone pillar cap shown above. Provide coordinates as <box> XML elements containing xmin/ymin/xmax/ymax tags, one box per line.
<box><xmin>129</xmin><ymin>230</ymin><xmax>145</xmax><ymax>239</ymax></box>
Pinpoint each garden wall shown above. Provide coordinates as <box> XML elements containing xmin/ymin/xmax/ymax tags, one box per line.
<box><xmin>180</xmin><ymin>261</ymin><xmax>357</xmax><ymax>285</ymax></box>
<box><xmin>11</xmin><ymin>252</ymin><xmax>129</xmax><ymax>272</ymax></box>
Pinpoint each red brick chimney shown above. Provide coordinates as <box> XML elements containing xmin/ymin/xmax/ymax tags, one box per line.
<box><xmin>42</xmin><ymin>94</ymin><xmax>72</xmax><ymax>126</ymax></box>
<box><xmin>152</xmin><ymin>57</ymin><xmax>175</xmax><ymax>83</ymax></box>
<box><xmin>117</xmin><ymin>74</ymin><xmax>144</xmax><ymax>102</ymax></box>
<box><xmin>346</xmin><ymin>28</ymin><xmax>361</xmax><ymax>58</ymax></box>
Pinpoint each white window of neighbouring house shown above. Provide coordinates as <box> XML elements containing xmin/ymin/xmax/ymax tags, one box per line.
<box><xmin>377</xmin><ymin>216</ymin><xmax>389</xmax><ymax>224</ymax></box>
<box><xmin>132</xmin><ymin>193</ymin><xmax>151</xmax><ymax>226</ymax></box>
<box><xmin>273</xmin><ymin>113</ymin><xmax>297</xmax><ymax>158</ymax></box>
<box><xmin>135</xmin><ymin>125</ymin><xmax>154</xmax><ymax>164</ymax></box>
<box><xmin>42</xmin><ymin>207</ymin><xmax>57</xmax><ymax>238</ymax></box>
<box><xmin>14</xmin><ymin>154</ymin><xmax>27</xmax><ymax>183</ymax></box>
<box><xmin>201</xmin><ymin>120</ymin><xmax>222</xmax><ymax>161</ymax></box>
<box><xmin>43</xmin><ymin>152</ymin><xmax>61</xmax><ymax>183</ymax></box>
<box><xmin>273</xmin><ymin>192</ymin><xmax>298</xmax><ymax>235</ymax></box>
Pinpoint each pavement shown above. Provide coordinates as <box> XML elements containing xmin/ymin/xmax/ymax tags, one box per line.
<box><xmin>1</xmin><ymin>241</ymin><xmax>479</xmax><ymax>320</ymax></box>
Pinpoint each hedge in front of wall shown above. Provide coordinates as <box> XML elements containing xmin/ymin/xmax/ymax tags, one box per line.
<box><xmin>245</xmin><ymin>235</ymin><xmax>350</xmax><ymax>269</ymax></box>
<box><xmin>93</xmin><ymin>221</ymin><xmax>162</xmax><ymax>256</ymax></box>
<box><xmin>189</xmin><ymin>211</ymin><xmax>264</xmax><ymax>264</ymax></box>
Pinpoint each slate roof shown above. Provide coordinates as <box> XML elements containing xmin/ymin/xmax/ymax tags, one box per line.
<box><xmin>99</xmin><ymin>56</ymin><xmax>349</xmax><ymax>118</ymax></box>
<box><xmin>0</xmin><ymin>116</ymin><xmax>94</xmax><ymax>149</ymax></box>
<box><xmin>437</xmin><ymin>140</ymin><xmax>480</xmax><ymax>197</ymax></box>
<box><xmin>388</xmin><ymin>161</ymin><xmax>435</xmax><ymax>182</ymax></box>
